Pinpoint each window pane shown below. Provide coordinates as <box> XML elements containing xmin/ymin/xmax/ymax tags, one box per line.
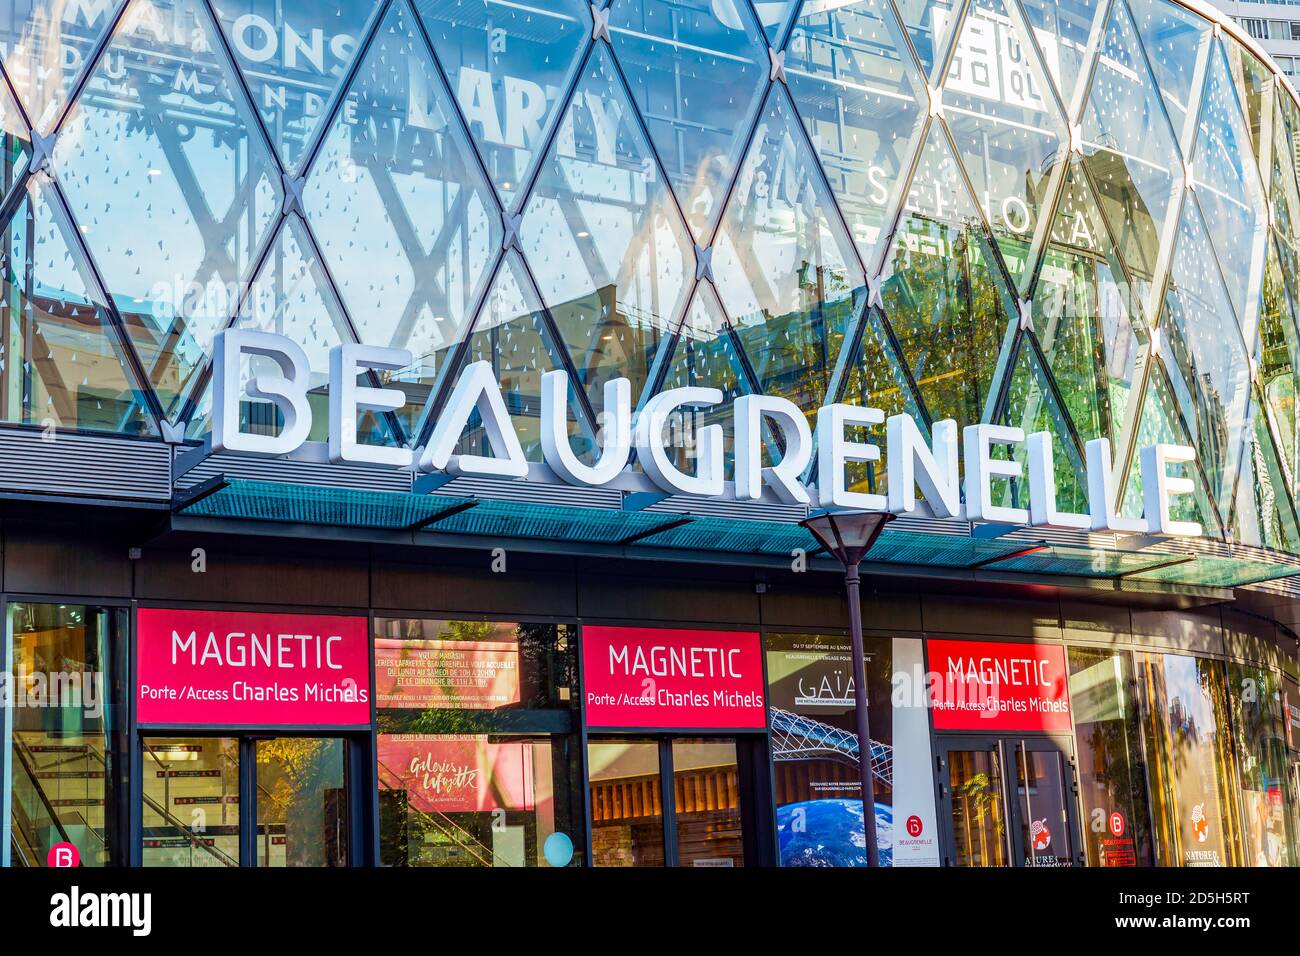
<box><xmin>378</xmin><ymin>733</ymin><xmax>579</xmax><ymax>867</ymax></box>
<box><xmin>588</xmin><ymin>738</ymin><xmax>665</xmax><ymax>867</ymax></box>
<box><xmin>6</xmin><ymin>603</ymin><xmax>118</xmax><ymax>867</ymax></box>
<box><xmin>672</xmin><ymin>738</ymin><xmax>744</xmax><ymax>867</ymax></box>
<box><xmin>1137</xmin><ymin>653</ymin><xmax>1243</xmax><ymax>866</ymax></box>
<box><xmin>1228</xmin><ymin>663</ymin><xmax>1295</xmax><ymax>867</ymax></box>
<box><xmin>141</xmin><ymin>736</ymin><xmax>239</xmax><ymax>867</ymax></box>
<box><xmin>373</xmin><ymin>619</ymin><xmax>574</xmax><ymax>713</ymax></box>
<box><xmin>255</xmin><ymin>737</ymin><xmax>348</xmax><ymax>867</ymax></box>
<box><xmin>1066</xmin><ymin>647</ymin><xmax>1153</xmax><ymax>866</ymax></box>
<box><xmin>947</xmin><ymin>748</ymin><xmax>1008</xmax><ymax>867</ymax></box>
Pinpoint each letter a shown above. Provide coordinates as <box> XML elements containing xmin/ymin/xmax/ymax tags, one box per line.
<box><xmin>420</xmin><ymin>361</ymin><xmax>528</xmax><ymax>478</ymax></box>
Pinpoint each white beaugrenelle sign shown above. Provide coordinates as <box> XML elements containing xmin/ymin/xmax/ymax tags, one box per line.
<box><xmin>212</xmin><ymin>329</ymin><xmax>1203</xmax><ymax>537</ymax></box>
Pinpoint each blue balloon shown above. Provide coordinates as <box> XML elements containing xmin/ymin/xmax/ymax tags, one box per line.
<box><xmin>543</xmin><ymin>832</ymin><xmax>574</xmax><ymax>867</ymax></box>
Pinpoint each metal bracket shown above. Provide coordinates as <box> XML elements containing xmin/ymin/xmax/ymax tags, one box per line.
<box><xmin>172</xmin><ymin>474</ymin><xmax>228</xmax><ymax>512</ymax></box>
<box><xmin>173</xmin><ymin>435</ymin><xmax>214</xmax><ymax>481</ymax></box>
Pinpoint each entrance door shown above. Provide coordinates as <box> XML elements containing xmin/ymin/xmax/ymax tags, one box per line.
<box><xmin>937</xmin><ymin>736</ymin><xmax>1081</xmax><ymax>867</ymax></box>
<box><xmin>586</xmin><ymin>736</ymin><xmax>757</xmax><ymax>867</ymax></box>
<box><xmin>140</xmin><ymin>735</ymin><xmax>357</xmax><ymax>866</ymax></box>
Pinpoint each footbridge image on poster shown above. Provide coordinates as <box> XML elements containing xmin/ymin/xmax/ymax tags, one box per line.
<box><xmin>764</xmin><ymin>634</ymin><xmax>938</xmax><ymax>866</ymax></box>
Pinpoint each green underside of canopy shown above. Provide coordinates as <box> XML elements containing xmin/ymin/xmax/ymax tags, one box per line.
<box><xmin>173</xmin><ymin>479</ymin><xmax>1300</xmax><ymax>590</ymax></box>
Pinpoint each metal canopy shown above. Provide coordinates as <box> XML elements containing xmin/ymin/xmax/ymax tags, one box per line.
<box><xmin>171</xmin><ymin>478</ymin><xmax>1300</xmax><ymax>590</ymax></box>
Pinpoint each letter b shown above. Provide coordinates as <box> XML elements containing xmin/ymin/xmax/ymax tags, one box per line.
<box><xmin>212</xmin><ymin>329</ymin><xmax>312</xmax><ymax>456</ymax></box>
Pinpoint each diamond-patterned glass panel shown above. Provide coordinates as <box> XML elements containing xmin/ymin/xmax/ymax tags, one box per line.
<box><xmin>519</xmin><ymin>42</ymin><xmax>692</xmax><ymax>416</ymax></box>
<box><xmin>304</xmin><ymin>0</ymin><xmax>502</xmax><ymax>435</ymax></box>
<box><xmin>1222</xmin><ymin>33</ymin><xmax>1269</xmax><ymax>173</ymax></box>
<box><xmin>53</xmin><ymin>0</ymin><xmax>282</xmax><ymax>415</ymax></box>
<box><xmin>608</xmin><ymin>0</ymin><xmax>768</xmax><ymax>239</ymax></box>
<box><xmin>1234</xmin><ymin>395</ymin><xmax>1300</xmax><ymax>551</ymax></box>
<box><xmin>417</xmin><ymin>0</ymin><xmax>589</xmax><ymax>207</ymax></box>
<box><xmin>784</xmin><ymin>0</ymin><xmax>928</xmax><ymax>269</ymax></box>
<box><xmin>894</xmin><ymin>0</ymin><xmax>961</xmax><ymax>79</ymax></box>
<box><xmin>1270</xmin><ymin>98</ymin><xmax>1300</xmax><ymax>255</ymax></box>
<box><xmin>753</xmin><ymin>0</ymin><xmax>796</xmax><ymax>46</ymax></box>
<box><xmin>0</xmin><ymin>176</ymin><xmax>156</xmax><ymax>435</ymax></box>
<box><xmin>212</xmin><ymin>0</ymin><xmax>373</xmax><ymax>173</ymax></box>
<box><xmin>1001</xmin><ymin>335</ymin><xmax>1088</xmax><ymax>513</ymax></box>
<box><xmin>879</xmin><ymin>119</ymin><xmax>1012</xmax><ymax>427</ymax></box>
<box><xmin>0</xmin><ymin>71</ymin><xmax>30</xmax><ymax>199</ymax></box>
<box><xmin>1034</xmin><ymin>159</ymin><xmax>1146</xmax><ymax>448</ymax></box>
<box><xmin>0</xmin><ymin>0</ymin><xmax>124</xmax><ymax>132</ymax></box>
<box><xmin>1126</xmin><ymin>0</ymin><xmax>1208</xmax><ymax>146</ymax></box>
<box><xmin>1192</xmin><ymin>38</ymin><xmax>1265</xmax><ymax>328</ymax></box>
<box><xmin>713</xmin><ymin>85</ymin><xmax>864</xmax><ymax>424</ymax></box>
<box><xmin>1158</xmin><ymin>195</ymin><xmax>1252</xmax><ymax>523</ymax></box>
<box><xmin>940</xmin><ymin>0</ymin><xmax>1067</xmax><ymax>291</ymax></box>
<box><xmin>453</xmin><ymin>250</ymin><xmax>592</xmax><ymax>462</ymax></box>
<box><xmin>1018</xmin><ymin>0</ymin><xmax>1103</xmax><ymax>117</ymax></box>
<box><xmin>659</xmin><ymin>282</ymin><xmax>749</xmax><ymax>478</ymax></box>
<box><xmin>1079</xmin><ymin>0</ymin><xmax>1182</xmax><ymax>315</ymax></box>
<box><xmin>839</xmin><ymin>303</ymin><xmax>924</xmax><ymax>496</ymax></box>
<box><xmin>224</xmin><ymin>216</ymin><xmax>358</xmax><ymax>444</ymax></box>
<box><xmin>1119</xmin><ymin>357</ymin><xmax>1219</xmax><ymax>535</ymax></box>
<box><xmin>1260</xmin><ymin>233</ymin><xmax>1300</xmax><ymax>489</ymax></box>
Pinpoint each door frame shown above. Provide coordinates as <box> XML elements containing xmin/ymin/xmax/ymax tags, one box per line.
<box><xmin>935</xmin><ymin>733</ymin><xmax>1083</xmax><ymax>867</ymax></box>
<box><xmin>585</xmin><ymin>732</ymin><xmax>771</xmax><ymax>867</ymax></box>
<box><xmin>1009</xmin><ymin>735</ymin><xmax>1084</xmax><ymax>867</ymax></box>
<box><xmin>133</xmin><ymin>730</ymin><xmax>370</xmax><ymax>867</ymax></box>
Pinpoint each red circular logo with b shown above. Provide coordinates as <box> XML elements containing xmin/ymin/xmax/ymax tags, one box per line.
<box><xmin>905</xmin><ymin>815</ymin><xmax>924</xmax><ymax>837</ymax></box>
<box><xmin>47</xmin><ymin>842</ymin><xmax>80</xmax><ymax>868</ymax></box>
<box><xmin>1109</xmin><ymin>812</ymin><xmax>1125</xmax><ymax>837</ymax></box>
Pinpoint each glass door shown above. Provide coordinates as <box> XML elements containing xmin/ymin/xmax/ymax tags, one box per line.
<box><xmin>140</xmin><ymin>735</ymin><xmax>356</xmax><ymax>866</ymax></box>
<box><xmin>1011</xmin><ymin>738</ymin><xmax>1080</xmax><ymax>867</ymax></box>
<box><xmin>938</xmin><ymin>738</ymin><xmax>1010</xmax><ymax>867</ymax></box>
<box><xmin>937</xmin><ymin>736</ymin><xmax>1082</xmax><ymax>867</ymax></box>
<box><xmin>587</xmin><ymin>736</ymin><xmax>749</xmax><ymax>867</ymax></box>
<box><xmin>254</xmin><ymin>737</ymin><xmax>349</xmax><ymax>867</ymax></box>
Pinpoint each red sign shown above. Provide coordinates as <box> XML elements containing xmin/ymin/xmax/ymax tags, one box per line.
<box><xmin>582</xmin><ymin>626</ymin><xmax>766</xmax><ymax>730</ymax></box>
<box><xmin>373</xmin><ymin>638</ymin><xmax>520</xmax><ymax>711</ymax></box>
<box><xmin>47</xmin><ymin>842</ymin><xmax>79</xmax><ymax>868</ymax></box>
<box><xmin>377</xmin><ymin>735</ymin><xmax>536</xmax><ymax>814</ymax></box>
<box><xmin>136</xmin><ymin>608</ymin><xmax>371</xmax><ymax>726</ymax></box>
<box><xmin>926</xmin><ymin>639</ymin><xmax>1071</xmax><ymax>732</ymax></box>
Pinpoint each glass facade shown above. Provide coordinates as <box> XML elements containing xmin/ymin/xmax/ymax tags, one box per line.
<box><xmin>0</xmin><ymin>0</ymin><xmax>1292</xmax><ymax>549</ymax></box>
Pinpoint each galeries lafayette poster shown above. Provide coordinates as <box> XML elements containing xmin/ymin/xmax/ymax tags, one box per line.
<box><xmin>582</xmin><ymin>626</ymin><xmax>766</xmax><ymax>730</ymax></box>
<box><xmin>926</xmin><ymin>639</ymin><xmax>1072</xmax><ymax>733</ymax></box>
<box><xmin>136</xmin><ymin>608</ymin><xmax>371</xmax><ymax>726</ymax></box>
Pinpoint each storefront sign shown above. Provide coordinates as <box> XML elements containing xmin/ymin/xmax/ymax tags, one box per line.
<box><xmin>582</xmin><ymin>626</ymin><xmax>766</xmax><ymax>730</ymax></box>
<box><xmin>136</xmin><ymin>608</ymin><xmax>371</xmax><ymax>726</ymax></box>
<box><xmin>377</xmin><ymin>734</ymin><xmax>535</xmax><ymax>814</ymax></box>
<box><xmin>374</xmin><ymin>638</ymin><xmax>520</xmax><ymax>710</ymax></box>
<box><xmin>211</xmin><ymin>329</ymin><xmax>1204</xmax><ymax>536</ymax></box>
<box><xmin>927</xmin><ymin>640</ymin><xmax>1072</xmax><ymax>732</ymax></box>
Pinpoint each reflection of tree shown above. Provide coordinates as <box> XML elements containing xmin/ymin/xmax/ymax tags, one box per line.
<box><xmin>955</xmin><ymin>770</ymin><xmax>1005</xmax><ymax>859</ymax></box>
<box><xmin>256</xmin><ymin>738</ymin><xmax>340</xmax><ymax>866</ymax></box>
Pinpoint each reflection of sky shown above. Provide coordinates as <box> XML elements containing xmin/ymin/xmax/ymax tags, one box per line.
<box><xmin>1163</xmin><ymin>654</ymin><xmax>1214</xmax><ymax>741</ymax></box>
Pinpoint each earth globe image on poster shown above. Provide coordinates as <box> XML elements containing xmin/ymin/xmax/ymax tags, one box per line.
<box><xmin>775</xmin><ymin>799</ymin><xmax>893</xmax><ymax>867</ymax></box>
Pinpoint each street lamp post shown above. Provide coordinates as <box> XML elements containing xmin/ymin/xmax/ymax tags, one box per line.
<box><xmin>799</xmin><ymin>509</ymin><xmax>896</xmax><ymax>868</ymax></box>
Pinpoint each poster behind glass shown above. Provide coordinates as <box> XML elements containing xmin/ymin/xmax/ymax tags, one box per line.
<box><xmin>764</xmin><ymin>633</ymin><xmax>938</xmax><ymax>866</ymax></box>
<box><xmin>1228</xmin><ymin>663</ymin><xmax>1294</xmax><ymax>867</ymax></box>
<box><xmin>1138</xmin><ymin>653</ymin><xmax>1242</xmax><ymax>866</ymax></box>
<box><xmin>1066</xmin><ymin>648</ymin><xmax>1153</xmax><ymax>866</ymax></box>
